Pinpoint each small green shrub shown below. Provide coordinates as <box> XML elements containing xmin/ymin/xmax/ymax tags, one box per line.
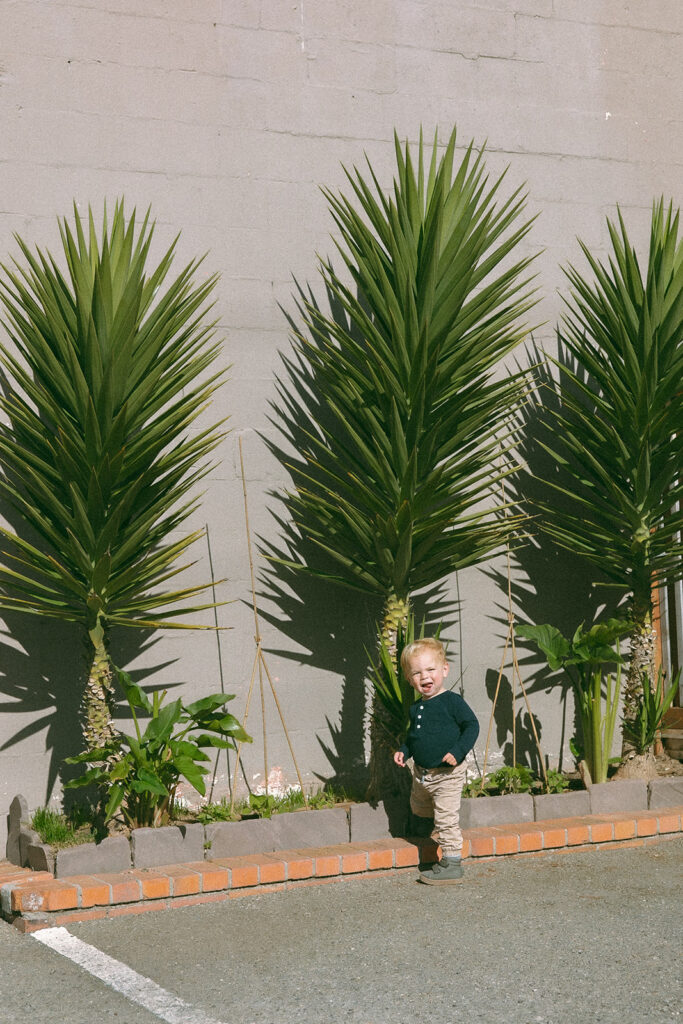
<box><xmin>197</xmin><ymin>783</ymin><xmax>357</xmax><ymax>822</ymax></box>
<box><xmin>462</xmin><ymin>777</ymin><xmax>490</xmax><ymax>798</ymax></box>
<box><xmin>247</xmin><ymin>793</ymin><xmax>279</xmax><ymax>818</ymax></box>
<box><xmin>65</xmin><ymin>669</ymin><xmax>251</xmax><ymax>829</ymax></box>
<box><xmin>196</xmin><ymin>799</ymin><xmax>241</xmax><ymax>824</ymax></box>
<box><xmin>542</xmin><ymin>769</ymin><xmax>570</xmax><ymax>794</ymax></box>
<box><xmin>490</xmin><ymin>765</ymin><xmax>534</xmax><ymax>794</ymax></box>
<box><xmin>464</xmin><ymin>765</ymin><xmax>572</xmax><ymax>798</ymax></box>
<box><xmin>31</xmin><ymin>806</ymin><xmax>97</xmax><ymax>848</ymax></box>
<box><xmin>275</xmin><ymin>783</ymin><xmax>356</xmax><ymax>813</ymax></box>
<box><xmin>623</xmin><ymin>669</ymin><xmax>680</xmax><ymax>754</ymax></box>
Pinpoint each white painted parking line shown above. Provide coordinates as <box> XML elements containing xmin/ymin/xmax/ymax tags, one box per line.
<box><xmin>33</xmin><ymin>927</ymin><xmax>228</xmax><ymax>1024</ymax></box>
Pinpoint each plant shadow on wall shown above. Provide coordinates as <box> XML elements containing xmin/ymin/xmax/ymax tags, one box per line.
<box><xmin>0</xmin><ymin>600</ymin><xmax>175</xmax><ymax>808</ymax></box>
<box><xmin>0</xmin><ymin>488</ymin><xmax>179</xmax><ymax>808</ymax></box>
<box><xmin>259</xmin><ymin>279</ymin><xmax>458</xmax><ymax>791</ymax></box>
<box><xmin>483</xmin><ymin>339</ymin><xmax>624</xmax><ymax>773</ymax></box>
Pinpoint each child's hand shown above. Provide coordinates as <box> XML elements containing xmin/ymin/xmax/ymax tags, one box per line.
<box><xmin>441</xmin><ymin>752</ymin><xmax>458</xmax><ymax>766</ymax></box>
<box><xmin>393</xmin><ymin>751</ymin><xmax>406</xmax><ymax>767</ymax></box>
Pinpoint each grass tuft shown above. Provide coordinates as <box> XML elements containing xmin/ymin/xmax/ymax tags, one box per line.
<box><xmin>31</xmin><ymin>805</ymin><xmax>97</xmax><ymax>847</ymax></box>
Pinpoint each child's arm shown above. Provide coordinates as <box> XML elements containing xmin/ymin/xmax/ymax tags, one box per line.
<box><xmin>442</xmin><ymin>693</ymin><xmax>480</xmax><ymax>764</ymax></box>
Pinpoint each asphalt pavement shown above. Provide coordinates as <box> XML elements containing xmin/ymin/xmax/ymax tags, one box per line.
<box><xmin>1</xmin><ymin>839</ymin><xmax>681</xmax><ymax>1024</ymax></box>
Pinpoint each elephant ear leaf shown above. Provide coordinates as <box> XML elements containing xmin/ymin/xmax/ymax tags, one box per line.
<box><xmin>515</xmin><ymin>623</ymin><xmax>569</xmax><ymax>671</ymax></box>
<box><xmin>115</xmin><ymin>666</ymin><xmax>153</xmax><ymax>714</ymax></box>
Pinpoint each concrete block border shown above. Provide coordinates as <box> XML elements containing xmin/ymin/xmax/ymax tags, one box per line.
<box><xmin>5</xmin><ymin>777</ymin><xmax>671</xmax><ymax>876</ymax></box>
<box><xmin>2</xmin><ymin>806</ymin><xmax>681</xmax><ymax>932</ymax></box>
<box><xmin>461</xmin><ymin>793</ymin><xmax>534</xmax><ymax>828</ymax></box>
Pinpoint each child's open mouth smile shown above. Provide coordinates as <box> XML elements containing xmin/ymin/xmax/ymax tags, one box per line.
<box><xmin>407</xmin><ymin>652</ymin><xmax>449</xmax><ymax>698</ymax></box>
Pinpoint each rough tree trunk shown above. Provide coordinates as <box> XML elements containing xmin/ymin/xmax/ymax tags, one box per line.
<box><xmin>81</xmin><ymin>618</ymin><xmax>118</xmax><ymax>751</ymax></box>
<box><xmin>621</xmin><ymin>575</ymin><xmax>656</xmax><ymax>757</ymax></box>
<box><xmin>623</xmin><ymin>620</ymin><xmax>657</xmax><ymax>722</ymax></box>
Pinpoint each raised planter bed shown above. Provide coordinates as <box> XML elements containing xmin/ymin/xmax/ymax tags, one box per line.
<box><xmin>7</xmin><ymin>776</ymin><xmax>673</xmax><ymax>878</ymax></box>
<box><xmin>6</xmin><ymin>796</ymin><xmax>364</xmax><ymax>878</ymax></box>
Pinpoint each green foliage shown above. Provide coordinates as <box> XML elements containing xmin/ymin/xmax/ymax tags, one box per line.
<box><xmin>0</xmin><ymin>201</ymin><xmax>226</xmax><ymax>746</ymax></box>
<box><xmin>622</xmin><ymin>669</ymin><xmax>681</xmax><ymax>754</ymax></box>
<box><xmin>197</xmin><ymin>783</ymin><xmax>356</xmax><ymax>822</ymax></box>
<box><xmin>31</xmin><ymin>805</ymin><xmax>97</xmax><ymax>848</ymax></box>
<box><xmin>532</xmin><ymin>199</ymin><xmax>683</xmax><ymax>646</ymax></box>
<box><xmin>463</xmin><ymin>764</ymin><xmax>534</xmax><ymax>797</ymax></box>
<box><xmin>31</xmin><ymin>807</ymin><xmax>77</xmax><ymax>846</ymax></box>
<box><xmin>269</xmin><ymin>784</ymin><xmax>354</xmax><ymax>814</ymax></box>
<box><xmin>271</xmin><ymin>125</ymin><xmax>537</xmax><ymax>607</ymax></box>
<box><xmin>462</xmin><ymin>776</ymin><xmax>489</xmax><ymax>798</ymax></box>
<box><xmin>196</xmin><ymin>799</ymin><xmax>240</xmax><ymax>824</ymax></box>
<box><xmin>269</xmin><ymin>127</ymin><xmax>539</xmax><ymax>801</ymax></box>
<box><xmin>491</xmin><ymin>764</ymin><xmax>533</xmax><ymax>794</ymax></box>
<box><xmin>543</xmin><ymin>768</ymin><xmax>570</xmax><ymax>794</ymax></box>
<box><xmin>64</xmin><ymin>668</ymin><xmax>251</xmax><ymax>828</ymax></box>
<box><xmin>368</xmin><ymin>615</ymin><xmax>441</xmax><ymax>746</ymax></box>
<box><xmin>247</xmin><ymin>793</ymin><xmax>278</xmax><ymax>818</ymax></box>
<box><xmin>463</xmin><ymin>765</ymin><xmax>570</xmax><ymax>797</ymax></box>
<box><xmin>517</xmin><ymin>619</ymin><xmax>631</xmax><ymax>783</ymax></box>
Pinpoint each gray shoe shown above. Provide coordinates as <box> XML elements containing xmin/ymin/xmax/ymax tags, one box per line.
<box><xmin>418</xmin><ymin>856</ymin><xmax>464</xmax><ymax>885</ymax></box>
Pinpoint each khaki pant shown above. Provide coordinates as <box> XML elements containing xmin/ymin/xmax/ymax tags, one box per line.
<box><xmin>410</xmin><ymin>761</ymin><xmax>467</xmax><ymax>857</ymax></box>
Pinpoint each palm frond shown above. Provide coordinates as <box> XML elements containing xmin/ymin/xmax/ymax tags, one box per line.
<box><xmin>269</xmin><ymin>127</ymin><xmax>538</xmax><ymax>604</ymax></box>
<box><xmin>0</xmin><ymin>200</ymin><xmax>225</xmax><ymax>629</ymax></box>
<box><xmin>534</xmin><ymin>198</ymin><xmax>683</xmax><ymax>615</ymax></box>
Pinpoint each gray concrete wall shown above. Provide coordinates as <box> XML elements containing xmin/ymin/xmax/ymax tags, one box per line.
<box><xmin>1</xmin><ymin>0</ymin><xmax>681</xmax><ymax>849</ymax></box>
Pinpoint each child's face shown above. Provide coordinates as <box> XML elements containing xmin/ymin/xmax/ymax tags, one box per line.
<box><xmin>405</xmin><ymin>649</ymin><xmax>449</xmax><ymax>699</ymax></box>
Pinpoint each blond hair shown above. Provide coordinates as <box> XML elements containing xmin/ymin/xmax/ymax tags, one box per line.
<box><xmin>400</xmin><ymin>637</ymin><xmax>446</xmax><ymax>676</ymax></box>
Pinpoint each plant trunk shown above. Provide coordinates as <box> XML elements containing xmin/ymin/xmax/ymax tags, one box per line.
<box><xmin>366</xmin><ymin>593</ymin><xmax>412</xmax><ymax>830</ymax></box>
<box><xmin>622</xmin><ymin>590</ymin><xmax>656</xmax><ymax>755</ymax></box>
<box><xmin>81</xmin><ymin>620</ymin><xmax>118</xmax><ymax>752</ymax></box>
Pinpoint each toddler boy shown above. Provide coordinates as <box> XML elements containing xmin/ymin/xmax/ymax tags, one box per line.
<box><xmin>394</xmin><ymin>637</ymin><xmax>479</xmax><ymax>885</ymax></box>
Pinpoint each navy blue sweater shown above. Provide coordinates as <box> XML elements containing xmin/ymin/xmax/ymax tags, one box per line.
<box><xmin>398</xmin><ymin>690</ymin><xmax>479</xmax><ymax>768</ymax></box>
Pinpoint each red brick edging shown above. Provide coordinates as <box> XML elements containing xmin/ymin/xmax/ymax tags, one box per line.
<box><xmin>2</xmin><ymin>806</ymin><xmax>681</xmax><ymax>933</ymax></box>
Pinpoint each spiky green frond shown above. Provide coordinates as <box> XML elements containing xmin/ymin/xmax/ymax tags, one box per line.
<box><xmin>535</xmin><ymin>199</ymin><xmax>683</xmax><ymax>610</ymax></box>
<box><xmin>0</xmin><ymin>200</ymin><xmax>226</xmax><ymax>630</ymax></box>
<box><xmin>272</xmin><ymin>127</ymin><xmax>538</xmax><ymax>600</ymax></box>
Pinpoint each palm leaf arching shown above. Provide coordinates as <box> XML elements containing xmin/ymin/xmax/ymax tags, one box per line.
<box><xmin>534</xmin><ymin>199</ymin><xmax>683</xmax><ymax>737</ymax></box>
<box><xmin>0</xmin><ymin>201</ymin><xmax>226</xmax><ymax>750</ymax></box>
<box><xmin>271</xmin><ymin>128</ymin><xmax>539</xmax><ymax>801</ymax></box>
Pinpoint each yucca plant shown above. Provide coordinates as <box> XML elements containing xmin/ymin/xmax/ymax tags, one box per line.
<box><xmin>0</xmin><ymin>201</ymin><xmax>226</xmax><ymax>752</ymax></box>
<box><xmin>622</xmin><ymin>668</ymin><xmax>681</xmax><ymax>755</ymax></box>
<box><xmin>271</xmin><ymin>128</ymin><xmax>539</xmax><ymax>800</ymax></box>
<box><xmin>533</xmin><ymin>199</ymin><xmax>683</xmax><ymax>743</ymax></box>
<box><xmin>367</xmin><ymin>615</ymin><xmax>442</xmax><ymax>749</ymax></box>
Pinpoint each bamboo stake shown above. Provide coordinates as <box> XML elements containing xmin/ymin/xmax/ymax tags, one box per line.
<box><xmin>229</xmin><ymin>646</ymin><xmax>259</xmax><ymax>815</ymax></box>
<box><xmin>480</xmin><ymin>450</ymin><xmax>549</xmax><ymax>789</ymax></box>
<box><xmin>206</xmin><ymin>523</ymin><xmax>228</xmax><ymax>804</ymax></box>
<box><xmin>230</xmin><ymin>434</ymin><xmax>309</xmax><ymax>809</ymax></box>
